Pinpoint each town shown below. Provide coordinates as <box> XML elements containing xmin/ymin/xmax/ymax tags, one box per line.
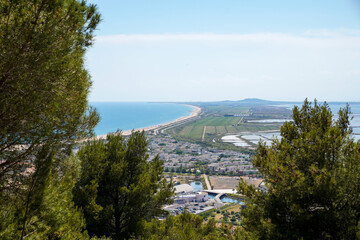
<box><xmin>146</xmin><ymin>132</ymin><xmax>264</xmax><ymax>222</ymax></box>
<box><xmin>147</xmin><ymin>133</ymin><xmax>258</xmax><ymax>176</ymax></box>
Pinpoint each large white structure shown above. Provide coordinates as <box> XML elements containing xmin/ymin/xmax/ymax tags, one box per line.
<box><xmin>174</xmin><ymin>184</ymin><xmax>194</xmax><ymax>194</ymax></box>
<box><xmin>174</xmin><ymin>191</ymin><xmax>208</xmax><ymax>204</ymax></box>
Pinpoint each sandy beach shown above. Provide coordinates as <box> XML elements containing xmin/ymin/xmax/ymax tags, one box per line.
<box><xmin>94</xmin><ymin>104</ymin><xmax>201</xmax><ymax>140</ymax></box>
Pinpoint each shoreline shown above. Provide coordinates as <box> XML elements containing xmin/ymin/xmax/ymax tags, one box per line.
<box><xmin>94</xmin><ymin>104</ymin><xmax>201</xmax><ymax>140</ymax></box>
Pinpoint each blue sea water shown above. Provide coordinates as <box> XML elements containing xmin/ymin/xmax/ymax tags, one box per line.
<box><xmin>90</xmin><ymin>102</ymin><xmax>194</xmax><ymax>136</ymax></box>
<box><xmin>275</xmin><ymin>102</ymin><xmax>360</xmax><ymax>140</ymax></box>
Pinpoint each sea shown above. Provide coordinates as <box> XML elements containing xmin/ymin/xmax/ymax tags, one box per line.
<box><xmin>91</xmin><ymin>102</ymin><xmax>194</xmax><ymax>136</ymax></box>
<box><xmin>275</xmin><ymin>102</ymin><xmax>360</xmax><ymax>136</ymax></box>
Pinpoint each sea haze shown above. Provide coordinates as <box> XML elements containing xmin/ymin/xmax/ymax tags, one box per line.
<box><xmin>91</xmin><ymin>102</ymin><xmax>193</xmax><ymax>136</ymax></box>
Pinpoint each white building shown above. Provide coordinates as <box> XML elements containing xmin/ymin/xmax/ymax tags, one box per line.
<box><xmin>174</xmin><ymin>192</ymin><xmax>208</xmax><ymax>204</ymax></box>
<box><xmin>174</xmin><ymin>184</ymin><xmax>194</xmax><ymax>194</ymax></box>
<box><xmin>196</xmin><ymin>192</ymin><xmax>208</xmax><ymax>202</ymax></box>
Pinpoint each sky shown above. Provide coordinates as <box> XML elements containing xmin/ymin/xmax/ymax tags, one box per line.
<box><xmin>86</xmin><ymin>0</ymin><xmax>360</xmax><ymax>102</ymax></box>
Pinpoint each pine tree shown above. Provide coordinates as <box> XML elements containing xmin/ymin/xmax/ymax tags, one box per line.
<box><xmin>0</xmin><ymin>0</ymin><xmax>100</xmax><ymax>238</ymax></box>
<box><xmin>0</xmin><ymin>0</ymin><xmax>100</xmax><ymax>191</ymax></box>
<box><xmin>238</xmin><ymin>99</ymin><xmax>360</xmax><ymax>239</ymax></box>
<box><xmin>74</xmin><ymin>131</ymin><xmax>174</xmax><ymax>239</ymax></box>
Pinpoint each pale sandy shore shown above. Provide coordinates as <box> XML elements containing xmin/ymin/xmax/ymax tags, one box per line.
<box><xmin>93</xmin><ymin>104</ymin><xmax>201</xmax><ymax>141</ymax></box>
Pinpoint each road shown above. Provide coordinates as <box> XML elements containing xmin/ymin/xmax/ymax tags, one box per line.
<box><xmin>214</xmin><ymin>193</ymin><xmax>225</xmax><ymax>207</ymax></box>
<box><xmin>203</xmin><ymin>174</ymin><xmax>211</xmax><ymax>190</ymax></box>
<box><xmin>203</xmin><ymin>189</ymin><xmax>238</xmax><ymax>194</ymax></box>
<box><xmin>201</xmin><ymin>126</ymin><xmax>207</xmax><ymax>141</ymax></box>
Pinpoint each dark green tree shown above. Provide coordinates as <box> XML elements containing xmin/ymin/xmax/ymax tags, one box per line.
<box><xmin>0</xmin><ymin>154</ymin><xmax>89</xmax><ymax>239</ymax></box>
<box><xmin>238</xmin><ymin>99</ymin><xmax>360</xmax><ymax>239</ymax></box>
<box><xmin>74</xmin><ymin>131</ymin><xmax>174</xmax><ymax>239</ymax></box>
<box><xmin>0</xmin><ymin>0</ymin><xmax>100</xmax><ymax>190</ymax></box>
<box><xmin>141</xmin><ymin>212</ymin><xmax>253</xmax><ymax>240</ymax></box>
<box><xmin>0</xmin><ymin>0</ymin><xmax>100</xmax><ymax>238</ymax></box>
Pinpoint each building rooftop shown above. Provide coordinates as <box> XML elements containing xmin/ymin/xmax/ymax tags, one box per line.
<box><xmin>175</xmin><ymin>184</ymin><xmax>194</xmax><ymax>194</ymax></box>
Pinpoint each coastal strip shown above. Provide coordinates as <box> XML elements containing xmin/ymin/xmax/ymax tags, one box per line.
<box><xmin>94</xmin><ymin>104</ymin><xmax>201</xmax><ymax>140</ymax></box>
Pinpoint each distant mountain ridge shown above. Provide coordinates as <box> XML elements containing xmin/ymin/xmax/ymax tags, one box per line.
<box><xmin>236</xmin><ymin>98</ymin><xmax>274</xmax><ymax>104</ymax></box>
<box><xmin>180</xmin><ymin>99</ymin><xmax>360</xmax><ymax>107</ymax></box>
<box><xmin>217</xmin><ymin>98</ymin><xmax>287</xmax><ymax>106</ymax></box>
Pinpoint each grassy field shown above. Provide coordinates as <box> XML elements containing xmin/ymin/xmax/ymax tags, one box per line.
<box><xmin>201</xmin><ymin>105</ymin><xmax>250</xmax><ymax>115</ymax></box>
<box><xmin>177</xmin><ymin>116</ymin><xmax>243</xmax><ymax>140</ymax></box>
<box><xmin>173</xmin><ymin>116</ymin><xmax>279</xmax><ymax>141</ymax></box>
<box><xmin>192</xmin><ymin>116</ymin><xmax>243</xmax><ymax>126</ymax></box>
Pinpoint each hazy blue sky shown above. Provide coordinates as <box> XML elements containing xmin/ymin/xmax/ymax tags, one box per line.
<box><xmin>86</xmin><ymin>0</ymin><xmax>360</xmax><ymax>102</ymax></box>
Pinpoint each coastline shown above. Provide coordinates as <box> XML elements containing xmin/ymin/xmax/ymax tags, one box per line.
<box><xmin>94</xmin><ymin>104</ymin><xmax>201</xmax><ymax>140</ymax></box>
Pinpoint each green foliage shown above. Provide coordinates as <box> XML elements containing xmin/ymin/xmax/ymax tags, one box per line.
<box><xmin>74</xmin><ymin>131</ymin><xmax>174</xmax><ymax>239</ymax></box>
<box><xmin>0</xmin><ymin>155</ymin><xmax>88</xmax><ymax>239</ymax></box>
<box><xmin>0</xmin><ymin>0</ymin><xmax>100</xmax><ymax>191</ymax></box>
<box><xmin>239</xmin><ymin>99</ymin><xmax>360</xmax><ymax>239</ymax></box>
<box><xmin>141</xmin><ymin>212</ymin><xmax>249</xmax><ymax>240</ymax></box>
<box><xmin>175</xmin><ymin>150</ymin><xmax>183</xmax><ymax>155</ymax></box>
<box><xmin>0</xmin><ymin>0</ymin><xmax>100</xmax><ymax>238</ymax></box>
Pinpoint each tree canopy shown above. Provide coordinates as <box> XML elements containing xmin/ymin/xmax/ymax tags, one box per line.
<box><xmin>142</xmin><ymin>211</ymin><xmax>250</xmax><ymax>240</ymax></box>
<box><xmin>0</xmin><ymin>0</ymin><xmax>100</xmax><ymax>188</ymax></box>
<box><xmin>0</xmin><ymin>0</ymin><xmax>100</xmax><ymax>238</ymax></box>
<box><xmin>74</xmin><ymin>131</ymin><xmax>174</xmax><ymax>240</ymax></box>
<box><xmin>238</xmin><ymin>99</ymin><xmax>360</xmax><ymax>239</ymax></box>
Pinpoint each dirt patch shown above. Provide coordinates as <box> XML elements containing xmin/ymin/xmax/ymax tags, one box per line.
<box><xmin>209</xmin><ymin>176</ymin><xmax>239</xmax><ymax>189</ymax></box>
<box><xmin>209</xmin><ymin>176</ymin><xmax>262</xmax><ymax>189</ymax></box>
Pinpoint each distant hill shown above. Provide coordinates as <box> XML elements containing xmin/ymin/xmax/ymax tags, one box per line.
<box><xmin>215</xmin><ymin>98</ymin><xmax>279</xmax><ymax>106</ymax></box>
<box><xmin>181</xmin><ymin>99</ymin><xmax>360</xmax><ymax>108</ymax></box>
<box><xmin>183</xmin><ymin>98</ymin><xmax>281</xmax><ymax>107</ymax></box>
<box><xmin>236</xmin><ymin>98</ymin><xmax>274</xmax><ymax>104</ymax></box>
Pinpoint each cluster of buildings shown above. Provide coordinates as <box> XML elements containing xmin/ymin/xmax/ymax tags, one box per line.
<box><xmin>147</xmin><ymin>134</ymin><xmax>257</xmax><ymax>176</ymax></box>
<box><xmin>148</xmin><ymin>134</ymin><xmax>262</xmax><ymax>215</ymax></box>
<box><xmin>164</xmin><ymin>183</ymin><xmax>216</xmax><ymax>215</ymax></box>
<box><xmin>207</xmin><ymin>161</ymin><xmax>258</xmax><ymax>175</ymax></box>
<box><xmin>174</xmin><ymin>184</ymin><xmax>208</xmax><ymax>204</ymax></box>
